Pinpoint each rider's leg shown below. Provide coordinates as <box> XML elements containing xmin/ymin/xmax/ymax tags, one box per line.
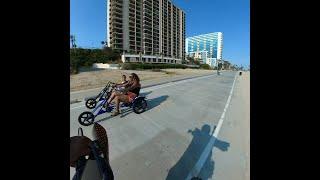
<box><xmin>104</xmin><ymin>91</ymin><xmax>116</xmax><ymax>108</ymax></box>
<box><xmin>106</xmin><ymin>92</ymin><xmax>115</xmax><ymax>104</ymax></box>
<box><xmin>112</xmin><ymin>94</ymin><xmax>129</xmax><ymax>116</ymax></box>
<box><xmin>107</xmin><ymin>91</ymin><xmax>121</xmax><ymax>104</ymax></box>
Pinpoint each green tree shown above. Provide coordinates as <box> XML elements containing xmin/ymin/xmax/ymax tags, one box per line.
<box><xmin>200</xmin><ymin>64</ymin><xmax>212</xmax><ymax>70</ymax></box>
<box><xmin>194</xmin><ymin>60</ymin><xmax>201</xmax><ymax>65</ymax></box>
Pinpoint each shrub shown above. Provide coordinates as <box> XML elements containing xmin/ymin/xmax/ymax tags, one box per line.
<box><xmin>200</xmin><ymin>64</ymin><xmax>213</xmax><ymax>70</ymax></box>
<box><xmin>121</xmin><ymin>63</ymin><xmax>136</xmax><ymax>70</ymax></box>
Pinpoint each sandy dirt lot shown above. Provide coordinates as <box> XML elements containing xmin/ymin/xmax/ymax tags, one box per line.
<box><xmin>70</xmin><ymin>69</ymin><xmax>215</xmax><ymax>92</ymax></box>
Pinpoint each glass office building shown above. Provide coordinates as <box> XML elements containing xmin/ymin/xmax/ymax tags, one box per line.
<box><xmin>186</xmin><ymin>32</ymin><xmax>223</xmax><ymax>67</ymax></box>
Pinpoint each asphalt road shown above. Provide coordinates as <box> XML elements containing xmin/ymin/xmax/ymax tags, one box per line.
<box><xmin>70</xmin><ymin>71</ymin><xmax>250</xmax><ymax>180</ymax></box>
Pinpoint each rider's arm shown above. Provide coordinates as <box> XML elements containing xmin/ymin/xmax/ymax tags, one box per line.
<box><xmin>114</xmin><ymin>81</ymin><xmax>126</xmax><ymax>88</ymax></box>
<box><xmin>118</xmin><ymin>81</ymin><xmax>129</xmax><ymax>87</ymax></box>
<box><xmin>123</xmin><ymin>81</ymin><xmax>139</xmax><ymax>93</ymax></box>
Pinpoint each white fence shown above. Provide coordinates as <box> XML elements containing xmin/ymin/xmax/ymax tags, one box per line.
<box><xmin>185</xmin><ymin>64</ymin><xmax>200</xmax><ymax>68</ymax></box>
<box><xmin>92</xmin><ymin>63</ymin><xmax>120</xmax><ymax>70</ymax></box>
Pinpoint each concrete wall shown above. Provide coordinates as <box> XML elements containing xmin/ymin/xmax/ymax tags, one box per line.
<box><xmin>106</xmin><ymin>0</ymin><xmax>110</xmax><ymax>47</ymax></box>
<box><xmin>123</xmin><ymin>0</ymin><xmax>130</xmax><ymax>51</ymax></box>
<box><xmin>185</xmin><ymin>64</ymin><xmax>200</xmax><ymax>68</ymax></box>
<box><xmin>92</xmin><ymin>63</ymin><xmax>120</xmax><ymax>69</ymax></box>
<box><xmin>121</xmin><ymin>54</ymin><xmax>182</xmax><ymax>64</ymax></box>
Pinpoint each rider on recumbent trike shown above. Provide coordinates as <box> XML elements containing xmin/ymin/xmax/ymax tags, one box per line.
<box><xmin>104</xmin><ymin>73</ymin><xmax>141</xmax><ymax>116</ymax></box>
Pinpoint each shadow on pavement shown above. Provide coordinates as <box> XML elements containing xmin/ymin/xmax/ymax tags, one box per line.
<box><xmin>95</xmin><ymin>115</ymin><xmax>114</xmax><ymax>124</ymax></box>
<box><xmin>96</xmin><ymin>94</ymin><xmax>169</xmax><ymax>120</ymax></box>
<box><xmin>145</xmin><ymin>95</ymin><xmax>169</xmax><ymax>111</ymax></box>
<box><xmin>139</xmin><ymin>91</ymin><xmax>153</xmax><ymax>97</ymax></box>
<box><xmin>120</xmin><ymin>95</ymin><xmax>169</xmax><ymax>118</ymax></box>
<box><xmin>166</xmin><ymin>124</ymin><xmax>230</xmax><ymax>180</ymax></box>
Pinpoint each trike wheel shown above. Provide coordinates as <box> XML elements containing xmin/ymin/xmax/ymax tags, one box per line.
<box><xmin>85</xmin><ymin>98</ymin><xmax>96</xmax><ymax>109</ymax></box>
<box><xmin>133</xmin><ymin>99</ymin><xmax>147</xmax><ymax>114</ymax></box>
<box><xmin>78</xmin><ymin>112</ymin><xmax>95</xmax><ymax>126</ymax></box>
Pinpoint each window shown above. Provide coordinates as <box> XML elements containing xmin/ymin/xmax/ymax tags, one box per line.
<box><xmin>126</xmin><ymin>57</ymin><xmax>130</xmax><ymax>62</ymax></box>
<box><xmin>158</xmin><ymin>59</ymin><xmax>162</xmax><ymax>62</ymax></box>
<box><xmin>164</xmin><ymin>59</ymin><xmax>166</xmax><ymax>62</ymax></box>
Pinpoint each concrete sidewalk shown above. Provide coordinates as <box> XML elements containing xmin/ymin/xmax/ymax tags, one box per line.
<box><xmin>206</xmin><ymin>72</ymin><xmax>250</xmax><ymax>180</ymax></box>
<box><xmin>70</xmin><ymin>72</ymin><xmax>224</xmax><ymax>104</ymax></box>
<box><xmin>70</xmin><ymin>71</ymin><xmax>237</xmax><ymax>180</ymax></box>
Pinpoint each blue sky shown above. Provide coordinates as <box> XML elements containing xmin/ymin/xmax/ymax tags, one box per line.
<box><xmin>71</xmin><ymin>0</ymin><xmax>250</xmax><ymax>67</ymax></box>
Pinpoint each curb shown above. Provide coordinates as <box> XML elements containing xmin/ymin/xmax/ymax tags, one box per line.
<box><xmin>70</xmin><ymin>99</ymin><xmax>82</xmax><ymax>104</ymax></box>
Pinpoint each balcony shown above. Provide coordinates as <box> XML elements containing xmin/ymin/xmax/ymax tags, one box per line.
<box><xmin>143</xmin><ymin>35</ymin><xmax>152</xmax><ymax>40</ymax></box>
<box><xmin>112</xmin><ymin>0</ymin><xmax>123</xmax><ymax>3</ymax></box>
<box><xmin>113</xmin><ymin>42</ymin><xmax>123</xmax><ymax>47</ymax></box>
<box><xmin>144</xmin><ymin>40</ymin><xmax>153</xmax><ymax>45</ymax></box>
<box><xmin>111</xmin><ymin>3</ymin><xmax>122</xmax><ymax>9</ymax></box>
<box><xmin>113</xmin><ymin>23</ymin><xmax>123</xmax><ymax>28</ymax></box>
<box><xmin>111</xmin><ymin>29</ymin><xmax>123</xmax><ymax>34</ymax></box>
<box><xmin>110</xmin><ymin>8</ymin><xmax>122</xmax><ymax>14</ymax></box>
<box><xmin>110</xmin><ymin>16</ymin><xmax>122</xmax><ymax>21</ymax></box>
<box><xmin>143</xmin><ymin>33</ymin><xmax>152</xmax><ymax>39</ymax></box>
<box><xmin>111</xmin><ymin>20</ymin><xmax>123</xmax><ymax>26</ymax></box>
<box><xmin>143</xmin><ymin>30</ymin><xmax>152</xmax><ymax>35</ymax></box>
<box><xmin>129</xmin><ymin>19</ymin><xmax>135</xmax><ymax>24</ymax></box>
<box><xmin>143</xmin><ymin>31</ymin><xmax>152</xmax><ymax>37</ymax></box>
<box><xmin>143</xmin><ymin>9</ymin><xmax>152</xmax><ymax>16</ymax></box>
<box><xmin>143</xmin><ymin>24</ymin><xmax>152</xmax><ymax>29</ymax></box>
<box><xmin>111</xmin><ymin>25</ymin><xmax>122</xmax><ymax>30</ymax></box>
<box><xmin>143</xmin><ymin>17</ymin><xmax>152</xmax><ymax>23</ymax></box>
<box><xmin>143</xmin><ymin>0</ymin><xmax>152</xmax><ymax>6</ymax></box>
<box><xmin>111</xmin><ymin>11</ymin><xmax>122</xmax><ymax>17</ymax></box>
<box><xmin>129</xmin><ymin>39</ymin><xmax>136</xmax><ymax>46</ymax></box>
<box><xmin>129</xmin><ymin>4</ymin><xmax>135</xmax><ymax>11</ymax></box>
<box><xmin>129</xmin><ymin>22</ymin><xmax>135</xmax><ymax>27</ymax></box>
<box><xmin>112</xmin><ymin>37</ymin><xmax>123</xmax><ymax>41</ymax></box>
<box><xmin>111</xmin><ymin>17</ymin><xmax>122</xmax><ymax>23</ymax></box>
<box><xmin>129</xmin><ymin>11</ymin><xmax>135</xmax><ymax>17</ymax></box>
<box><xmin>143</xmin><ymin>1</ymin><xmax>152</xmax><ymax>8</ymax></box>
<box><xmin>129</xmin><ymin>34</ymin><xmax>135</xmax><ymax>39</ymax></box>
<box><xmin>143</xmin><ymin>22</ymin><xmax>152</xmax><ymax>28</ymax></box>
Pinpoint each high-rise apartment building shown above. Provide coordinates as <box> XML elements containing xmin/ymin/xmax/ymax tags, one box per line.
<box><xmin>186</xmin><ymin>32</ymin><xmax>223</xmax><ymax>67</ymax></box>
<box><xmin>107</xmin><ymin>0</ymin><xmax>185</xmax><ymax>64</ymax></box>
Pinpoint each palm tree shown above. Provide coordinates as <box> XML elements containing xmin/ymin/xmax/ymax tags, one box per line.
<box><xmin>70</xmin><ymin>35</ymin><xmax>76</xmax><ymax>48</ymax></box>
<box><xmin>101</xmin><ymin>41</ymin><xmax>105</xmax><ymax>49</ymax></box>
